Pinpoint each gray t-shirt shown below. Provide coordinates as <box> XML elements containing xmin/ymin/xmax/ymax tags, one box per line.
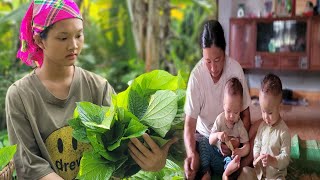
<box><xmin>6</xmin><ymin>66</ymin><xmax>115</xmax><ymax>180</ymax></box>
<box><xmin>184</xmin><ymin>57</ymin><xmax>251</xmax><ymax>137</ymax></box>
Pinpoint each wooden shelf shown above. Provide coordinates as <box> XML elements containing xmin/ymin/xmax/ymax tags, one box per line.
<box><xmin>229</xmin><ymin>16</ymin><xmax>320</xmax><ymax>71</ymax></box>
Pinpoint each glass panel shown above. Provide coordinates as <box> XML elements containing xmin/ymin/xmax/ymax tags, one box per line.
<box><xmin>257</xmin><ymin>20</ymin><xmax>307</xmax><ymax>53</ymax></box>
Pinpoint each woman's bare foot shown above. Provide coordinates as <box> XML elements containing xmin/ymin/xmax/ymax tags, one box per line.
<box><xmin>224</xmin><ymin>155</ymin><xmax>241</xmax><ymax>177</ymax></box>
<box><xmin>201</xmin><ymin>171</ymin><xmax>211</xmax><ymax>180</ymax></box>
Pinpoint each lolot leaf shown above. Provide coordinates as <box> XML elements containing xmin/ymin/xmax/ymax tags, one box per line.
<box><xmin>123</xmin><ymin>118</ymin><xmax>148</xmax><ymax>139</ymax></box>
<box><xmin>77</xmin><ymin>151</ymin><xmax>115</xmax><ymax>180</ymax></box>
<box><xmin>68</xmin><ymin>117</ymin><xmax>89</xmax><ymax>143</ymax></box>
<box><xmin>140</xmin><ymin>90</ymin><xmax>178</xmax><ymax>137</ymax></box>
<box><xmin>76</xmin><ymin>102</ymin><xmax>106</xmax><ymax>124</ymax></box>
<box><xmin>0</xmin><ymin>144</ymin><xmax>17</xmax><ymax>170</ymax></box>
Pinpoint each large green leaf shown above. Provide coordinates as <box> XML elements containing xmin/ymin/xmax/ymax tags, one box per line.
<box><xmin>131</xmin><ymin>70</ymin><xmax>186</xmax><ymax>95</ymax></box>
<box><xmin>129</xmin><ymin>159</ymin><xmax>184</xmax><ymax>180</ymax></box>
<box><xmin>100</xmin><ymin>105</ymin><xmax>115</xmax><ymax>129</ymax></box>
<box><xmin>123</xmin><ymin>118</ymin><xmax>148</xmax><ymax>139</ymax></box>
<box><xmin>86</xmin><ymin>131</ymin><xmax>121</xmax><ymax>162</ymax></box>
<box><xmin>118</xmin><ymin>107</ymin><xmax>139</xmax><ymax>123</ymax></box>
<box><xmin>114</xmin><ymin>88</ymin><xmax>130</xmax><ymax>109</ymax></box>
<box><xmin>172</xmin><ymin>89</ymin><xmax>186</xmax><ymax>130</ymax></box>
<box><xmin>0</xmin><ymin>144</ymin><xmax>17</xmax><ymax>170</ymax></box>
<box><xmin>77</xmin><ymin>151</ymin><xmax>115</xmax><ymax>180</ymax></box>
<box><xmin>76</xmin><ymin>102</ymin><xmax>106</xmax><ymax>124</ymax></box>
<box><xmin>77</xmin><ymin>102</ymin><xmax>114</xmax><ymax>133</ymax></box>
<box><xmin>116</xmin><ymin>70</ymin><xmax>185</xmax><ymax>119</ymax></box>
<box><xmin>104</xmin><ymin>121</ymin><xmax>126</xmax><ymax>151</ymax></box>
<box><xmin>68</xmin><ymin>117</ymin><xmax>89</xmax><ymax>143</ymax></box>
<box><xmin>108</xmin><ymin>118</ymin><xmax>147</xmax><ymax>151</ymax></box>
<box><xmin>128</xmin><ymin>90</ymin><xmax>148</xmax><ymax>119</ymax></box>
<box><xmin>140</xmin><ymin>90</ymin><xmax>178</xmax><ymax>137</ymax></box>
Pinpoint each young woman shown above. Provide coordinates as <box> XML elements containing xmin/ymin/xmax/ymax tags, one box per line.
<box><xmin>6</xmin><ymin>1</ymin><xmax>175</xmax><ymax>179</ymax></box>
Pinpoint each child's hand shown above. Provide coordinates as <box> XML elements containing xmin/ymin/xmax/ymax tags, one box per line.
<box><xmin>253</xmin><ymin>155</ymin><xmax>263</xmax><ymax>167</ymax></box>
<box><xmin>231</xmin><ymin>148</ymin><xmax>242</xmax><ymax>158</ymax></box>
<box><xmin>261</xmin><ymin>154</ymin><xmax>276</xmax><ymax>167</ymax></box>
<box><xmin>218</xmin><ymin>131</ymin><xmax>228</xmax><ymax>142</ymax></box>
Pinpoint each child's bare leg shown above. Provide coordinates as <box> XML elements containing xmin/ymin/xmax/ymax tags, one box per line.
<box><xmin>224</xmin><ymin>155</ymin><xmax>241</xmax><ymax>177</ymax></box>
<box><xmin>201</xmin><ymin>171</ymin><xmax>211</xmax><ymax>180</ymax></box>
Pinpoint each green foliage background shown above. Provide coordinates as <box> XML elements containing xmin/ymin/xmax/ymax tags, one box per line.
<box><xmin>0</xmin><ymin>0</ymin><xmax>216</xmax><ymax>130</ymax></box>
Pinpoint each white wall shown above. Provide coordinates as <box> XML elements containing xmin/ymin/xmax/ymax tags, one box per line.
<box><xmin>218</xmin><ymin>0</ymin><xmax>232</xmax><ymax>54</ymax></box>
<box><xmin>246</xmin><ymin>70</ymin><xmax>320</xmax><ymax>92</ymax></box>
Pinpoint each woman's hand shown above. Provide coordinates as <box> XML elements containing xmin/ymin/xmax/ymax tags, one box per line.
<box><xmin>184</xmin><ymin>152</ymin><xmax>200</xmax><ymax>180</ymax></box>
<box><xmin>128</xmin><ymin>133</ymin><xmax>178</xmax><ymax>172</ymax></box>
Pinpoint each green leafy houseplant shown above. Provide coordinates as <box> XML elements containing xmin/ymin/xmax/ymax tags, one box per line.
<box><xmin>69</xmin><ymin>70</ymin><xmax>186</xmax><ymax>179</ymax></box>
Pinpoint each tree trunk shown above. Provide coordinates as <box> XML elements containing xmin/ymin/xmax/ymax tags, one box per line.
<box><xmin>127</xmin><ymin>0</ymin><xmax>147</xmax><ymax>62</ymax></box>
<box><xmin>127</xmin><ymin>0</ymin><xmax>170</xmax><ymax>72</ymax></box>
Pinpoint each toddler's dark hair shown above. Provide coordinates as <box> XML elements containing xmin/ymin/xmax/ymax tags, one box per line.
<box><xmin>261</xmin><ymin>73</ymin><xmax>283</xmax><ymax>97</ymax></box>
<box><xmin>225</xmin><ymin>78</ymin><xmax>243</xmax><ymax>97</ymax></box>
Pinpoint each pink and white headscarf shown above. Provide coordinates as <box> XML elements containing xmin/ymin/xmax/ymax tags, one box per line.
<box><xmin>17</xmin><ymin>0</ymin><xmax>82</xmax><ymax>67</ymax></box>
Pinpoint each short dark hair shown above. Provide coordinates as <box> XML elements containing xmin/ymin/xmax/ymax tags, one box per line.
<box><xmin>225</xmin><ymin>77</ymin><xmax>243</xmax><ymax>98</ymax></box>
<box><xmin>261</xmin><ymin>73</ymin><xmax>282</xmax><ymax>97</ymax></box>
<box><xmin>200</xmin><ymin>20</ymin><xmax>226</xmax><ymax>52</ymax></box>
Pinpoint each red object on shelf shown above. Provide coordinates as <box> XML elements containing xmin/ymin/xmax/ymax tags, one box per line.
<box><xmin>303</xmin><ymin>11</ymin><xmax>314</xmax><ymax>17</ymax></box>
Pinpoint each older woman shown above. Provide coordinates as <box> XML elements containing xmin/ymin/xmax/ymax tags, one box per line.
<box><xmin>184</xmin><ymin>20</ymin><xmax>253</xmax><ymax>179</ymax></box>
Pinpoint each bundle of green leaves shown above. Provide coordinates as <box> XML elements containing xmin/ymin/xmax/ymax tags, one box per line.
<box><xmin>69</xmin><ymin>70</ymin><xmax>186</xmax><ymax>179</ymax></box>
<box><xmin>0</xmin><ymin>130</ymin><xmax>17</xmax><ymax>171</ymax></box>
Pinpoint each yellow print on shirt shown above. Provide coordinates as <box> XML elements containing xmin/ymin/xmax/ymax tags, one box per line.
<box><xmin>45</xmin><ymin>126</ymin><xmax>91</xmax><ymax>180</ymax></box>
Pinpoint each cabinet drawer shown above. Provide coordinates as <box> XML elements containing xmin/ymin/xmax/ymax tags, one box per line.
<box><xmin>280</xmin><ymin>56</ymin><xmax>308</xmax><ymax>70</ymax></box>
<box><xmin>255</xmin><ymin>55</ymin><xmax>280</xmax><ymax>69</ymax></box>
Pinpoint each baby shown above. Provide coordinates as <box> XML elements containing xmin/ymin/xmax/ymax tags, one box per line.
<box><xmin>199</xmin><ymin>78</ymin><xmax>250</xmax><ymax>180</ymax></box>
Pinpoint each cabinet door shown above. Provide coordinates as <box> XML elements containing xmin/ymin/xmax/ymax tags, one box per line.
<box><xmin>229</xmin><ymin>19</ymin><xmax>255</xmax><ymax>68</ymax></box>
<box><xmin>310</xmin><ymin>17</ymin><xmax>320</xmax><ymax>70</ymax></box>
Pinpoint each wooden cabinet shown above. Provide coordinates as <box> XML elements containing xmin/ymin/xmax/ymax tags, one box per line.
<box><xmin>310</xmin><ymin>16</ymin><xmax>320</xmax><ymax>70</ymax></box>
<box><xmin>255</xmin><ymin>53</ymin><xmax>280</xmax><ymax>69</ymax></box>
<box><xmin>280</xmin><ymin>55</ymin><xmax>308</xmax><ymax>70</ymax></box>
<box><xmin>229</xmin><ymin>16</ymin><xmax>317</xmax><ymax>71</ymax></box>
<box><xmin>229</xmin><ymin>19</ymin><xmax>255</xmax><ymax>68</ymax></box>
